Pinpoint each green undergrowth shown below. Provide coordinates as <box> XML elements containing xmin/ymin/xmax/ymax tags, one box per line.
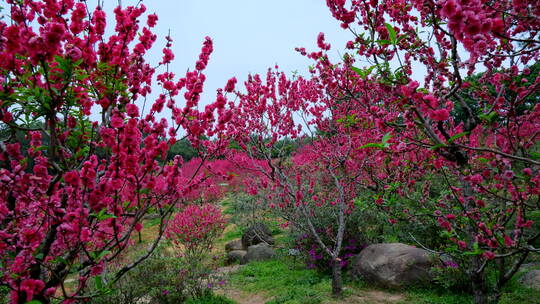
<box><xmin>229</xmin><ymin>254</ymin><xmax>335</xmax><ymax>304</ymax></box>
<box><xmin>402</xmin><ymin>283</ymin><xmax>540</xmax><ymax>304</ymax></box>
<box><xmin>219</xmin><ymin>224</ymin><xmax>243</xmax><ymax>244</ymax></box>
<box><xmin>403</xmin><ymin>288</ymin><xmax>472</xmax><ymax>304</ymax></box>
<box><xmin>144</xmin><ymin>215</ymin><xmax>162</xmax><ymax>228</ymax></box>
<box><xmin>497</xmin><ymin>267</ymin><xmax>540</xmax><ymax>304</ymax></box>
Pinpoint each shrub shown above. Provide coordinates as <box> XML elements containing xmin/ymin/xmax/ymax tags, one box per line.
<box><xmin>167</xmin><ymin>204</ymin><xmax>226</xmax><ymax>254</ymax></box>
<box><xmin>166</xmin><ymin>204</ymin><xmax>227</xmax><ymax>298</ymax></box>
<box><xmin>88</xmin><ymin>246</ymin><xmax>228</xmax><ymax>304</ymax></box>
<box><xmin>432</xmin><ymin>262</ymin><xmax>472</xmax><ymax>293</ymax></box>
<box><xmin>88</xmin><ymin>248</ymin><xmax>189</xmax><ymax>304</ymax></box>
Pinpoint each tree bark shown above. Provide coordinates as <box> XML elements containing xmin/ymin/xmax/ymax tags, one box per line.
<box><xmin>471</xmin><ymin>272</ymin><xmax>489</xmax><ymax>304</ymax></box>
<box><xmin>331</xmin><ymin>260</ymin><xmax>343</xmax><ymax>297</ymax></box>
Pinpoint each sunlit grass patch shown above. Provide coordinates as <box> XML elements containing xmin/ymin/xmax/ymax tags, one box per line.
<box><xmin>229</xmin><ymin>255</ymin><xmax>334</xmax><ymax>304</ymax></box>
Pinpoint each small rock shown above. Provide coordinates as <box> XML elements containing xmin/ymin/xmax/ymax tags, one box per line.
<box><xmin>241</xmin><ymin>243</ymin><xmax>275</xmax><ymax>264</ymax></box>
<box><xmin>288</xmin><ymin>248</ymin><xmax>300</xmax><ymax>256</ymax></box>
<box><xmin>520</xmin><ymin>269</ymin><xmax>540</xmax><ymax>289</ymax></box>
<box><xmin>225</xmin><ymin>239</ymin><xmax>244</xmax><ymax>252</ymax></box>
<box><xmin>226</xmin><ymin>250</ymin><xmax>247</xmax><ymax>265</ymax></box>
<box><xmin>241</xmin><ymin>223</ymin><xmax>274</xmax><ymax>248</ymax></box>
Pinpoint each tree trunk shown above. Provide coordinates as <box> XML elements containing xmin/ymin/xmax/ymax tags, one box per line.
<box><xmin>471</xmin><ymin>272</ymin><xmax>490</xmax><ymax>304</ymax></box>
<box><xmin>331</xmin><ymin>261</ymin><xmax>343</xmax><ymax>297</ymax></box>
<box><xmin>459</xmin><ymin>174</ymin><xmax>497</xmax><ymax>304</ymax></box>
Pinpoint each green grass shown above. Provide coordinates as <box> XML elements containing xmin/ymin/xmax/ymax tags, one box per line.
<box><xmin>219</xmin><ymin>225</ymin><xmax>243</xmax><ymax>244</ymax></box>
<box><xmin>403</xmin><ymin>288</ymin><xmax>472</xmax><ymax>304</ymax></box>
<box><xmin>144</xmin><ymin>215</ymin><xmax>162</xmax><ymax>227</ymax></box>
<box><xmin>221</xmin><ymin>195</ymin><xmax>236</xmax><ymax>216</ymax></box>
<box><xmin>498</xmin><ymin>285</ymin><xmax>540</xmax><ymax>304</ymax></box>
<box><xmin>229</xmin><ymin>254</ymin><xmax>334</xmax><ymax>304</ymax></box>
<box><xmin>498</xmin><ymin>268</ymin><xmax>540</xmax><ymax>304</ymax></box>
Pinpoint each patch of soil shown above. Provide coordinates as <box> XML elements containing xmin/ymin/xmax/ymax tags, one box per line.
<box><xmin>216</xmin><ymin>265</ymin><xmax>242</xmax><ymax>275</ymax></box>
<box><xmin>330</xmin><ymin>289</ymin><xmax>405</xmax><ymax>304</ymax></box>
<box><xmin>215</xmin><ymin>288</ymin><xmax>270</xmax><ymax>304</ymax></box>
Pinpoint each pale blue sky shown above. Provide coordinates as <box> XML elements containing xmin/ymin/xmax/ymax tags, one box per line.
<box><xmin>104</xmin><ymin>0</ymin><xmax>352</xmax><ymax>106</ymax></box>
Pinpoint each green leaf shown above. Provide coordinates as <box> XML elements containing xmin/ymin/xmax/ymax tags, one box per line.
<box><xmin>138</xmin><ymin>188</ymin><xmax>150</xmax><ymax>194</ymax></box>
<box><xmin>447</xmin><ymin>132</ymin><xmax>469</xmax><ymax>143</ymax></box>
<box><xmin>462</xmin><ymin>242</ymin><xmax>483</xmax><ymax>256</ymax></box>
<box><xmin>351</xmin><ymin>66</ymin><xmax>364</xmax><ymax>77</ymax></box>
<box><xmin>430</xmin><ymin>143</ymin><xmax>447</xmax><ymax>150</ymax></box>
<box><xmin>478</xmin><ymin>111</ymin><xmax>499</xmax><ymax>123</ymax></box>
<box><xmin>359</xmin><ymin>143</ymin><xmax>385</xmax><ymax>149</ymax></box>
<box><xmin>98</xmin><ymin>213</ymin><xmax>116</xmax><ymax>221</ymax></box>
<box><xmin>92</xmin><ymin>208</ymin><xmax>117</xmax><ymax>221</ymax></box>
<box><xmin>51</xmin><ymin>256</ymin><xmax>67</xmax><ymax>265</ymax></box>
<box><xmin>382</xmin><ymin>132</ymin><xmax>392</xmax><ymax>144</ymax></box>
<box><xmin>440</xmin><ymin>230</ymin><xmax>453</xmax><ymax>238</ymax></box>
<box><xmin>530</xmin><ymin>152</ymin><xmax>540</xmax><ymax>160</ymax></box>
<box><xmin>96</xmin><ymin>250</ymin><xmax>111</xmax><ymax>260</ymax></box>
<box><xmin>530</xmin><ymin>210</ymin><xmax>540</xmax><ymax>218</ymax></box>
<box><xmin>338</xmin><ymin>113</ymin><xmax>359</xmax><ymax>127</ymax></box>
<box><xmin>26</xmin><ymin>301</ymin><xmax>42</xmax><ymax>304</ymax></box>
<box><xmin>351</xmin><ymin>65</ymin><xmax>377</xmax><ymax>80</ymax></box>
<box><xmin>95</xmin><ymin>275</ymin><xmax>103</xmax><ymax>290</ymax></box>
<box><xmin>385</xmin><ymin>23</ymin><xmax>397</xmax><ymax>44</ymax></box>
<box><xmin>74</xmin><ymin>146</ymin><xmax>90</xmax><ymax>159</ymax></box>
<box><xmin>377</xmin><ymin>39</ymin><xmax>391</xmax><ymax>45</ymax></box>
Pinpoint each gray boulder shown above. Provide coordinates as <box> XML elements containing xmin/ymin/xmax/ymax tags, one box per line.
<box><xmin>226</xmin><ymin>250</ymin><xmax>247</xmax><ymax>265</ymax></box>
<box><xmin>241</xmin><ymin>223</ymin><xmax>274</xmax><ymax>248</ymax></box>
<box><xmin>351</xmin><ymin>243</ymin><xmax>436</xmax><ymax>288</ymax></box>
<box><xmin>519</xmin><ymin>270</ymin><xmax>540</xmax><ymax>289</ymax></box>
<box><xmin>225</xmin><ymin>239</ymin><xmax>244</xmax><ymax>252</ymax></box>
<box><xmin>241</xmin><ymin>243</ymin><xmax>275</xmax><ymax>264</ymax></box>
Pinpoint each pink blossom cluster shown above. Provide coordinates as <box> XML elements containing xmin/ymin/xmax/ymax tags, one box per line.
<box><xmin>166</xmin><ymin>204</ymin><xmax>226</xmax><ymax>251</ymax></box>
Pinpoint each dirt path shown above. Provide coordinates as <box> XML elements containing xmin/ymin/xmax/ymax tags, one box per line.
<box><xmin>331</xmin><ymin>289</ymin><xmax>405</xmax><ymax>304</ymax></box>
<box><xmin>217</xmin><ymin>286</ymin><xmax>404</xmax><ymax>304</ymax></box>
<box><xmin>216</xmin><ymin>288</ymin><xmax>270</xmax><ymax>304</ymax></box>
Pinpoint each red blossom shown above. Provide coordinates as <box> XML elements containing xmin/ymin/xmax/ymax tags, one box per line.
<box><xmin>430</xmin><ymin>109</ymin><xmax>450</xmax><ymax>121</ymax></box>
<box><xmin>147</xmin><ymin>13</ymin><xmax>158</xmax><ymax>27</ymax></box>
